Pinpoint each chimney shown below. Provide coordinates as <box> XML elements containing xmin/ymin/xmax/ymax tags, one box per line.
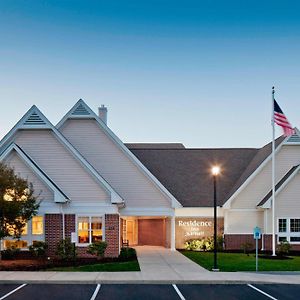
<box><xmin>98</xmin><ymin>104</ymin><xmax>108</xmax><ymax>124</ymax></box>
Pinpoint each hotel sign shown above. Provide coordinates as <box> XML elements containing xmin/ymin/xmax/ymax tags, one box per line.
<box><xmin>175</xmin><ymin>217</ymin><xmax>224</xmax><ymax>249</ymax></box>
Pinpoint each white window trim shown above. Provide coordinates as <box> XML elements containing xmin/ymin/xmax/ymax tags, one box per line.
<box><xmin>277</xmin><ymin>217</ymin><xmax>300</xmax><ymax>244</ymax></box>
<box><xmin>3</xmin><ymin>215</ymin><xmax>45</xmax><ymax>250</ymax></box>
<box><xmin>76</xmin><ymin>214</ymin><xmax>105</xmax><ymax>247</ymax></box>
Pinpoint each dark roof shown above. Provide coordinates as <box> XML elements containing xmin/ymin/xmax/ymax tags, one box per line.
<box><xmin>14</xmin><ymin>144</ymin><xmax>69</xmax><ymax>200</ymax></box>
<box><xmin>128</xmin><ymin>147</ymin><xmax>258</xmax><ymax>207</ymax></box>
<box><xmin>125</xmin><ymin>143</ymin><xmax>185</xmax><ymax>149</ymax></box>
<box><xmin>257</xmin><ymin>165</ymin><xmax>299</xmax><ymax>206</ymax></box>
<box><xmin>127</xmin><ymin>136</ymin><xmax>286</xmax><ymax>207</ymax></box>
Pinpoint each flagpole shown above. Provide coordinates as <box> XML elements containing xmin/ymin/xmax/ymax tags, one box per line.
<box><xmin>271</xmin><ymin>86</ymin><xmax>276</xmax><ymax>256</ymax></box>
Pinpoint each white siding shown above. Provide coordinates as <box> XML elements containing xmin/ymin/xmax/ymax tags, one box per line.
<box><xmin>226</xmin><ymin>210</ymin><xmax>264</xmax><ymax>234</ymax></box>
<box><xmin>4</xmin><ymin>150</ymin><xmax>53</xmax><ymax>203</ymax></box>
<box><xmin>276</xmin><ymin>172</ymin><xmax>300</xmax><ymax>217</ymax></box>
<box><xmin>231</xmin><ymin>145</ymin><xmax>300</xmax><ymax>209</ymax></box>
<box><xmin>60</xmin><ymin>119</ymin><xmax>171</xmax><ymax>208</ymax></box>
<box><xmin>14</xmin><ymin>129</ymin><xmax>110</xmax><ymax>204</ymax></box>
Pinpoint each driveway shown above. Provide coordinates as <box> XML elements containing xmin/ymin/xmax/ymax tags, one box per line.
<box><xmin>135</xmin><ymin>246</ymin><xmax>208</xmax><ymax>281</ymax></box>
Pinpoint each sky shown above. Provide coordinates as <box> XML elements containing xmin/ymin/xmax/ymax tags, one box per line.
<box><xmin>0</xmin><ymin>0</ymin><xmax>300</xmax><ymax>148</ymax></box>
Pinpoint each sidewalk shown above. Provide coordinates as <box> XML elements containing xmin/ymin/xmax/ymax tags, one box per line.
<box><xmin>0</xmin><ymin>246</ymin><xmax>300</xmax><ymax>284</ymax></box>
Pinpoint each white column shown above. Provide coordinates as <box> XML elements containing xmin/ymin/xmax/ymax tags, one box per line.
<box><xmin>171</xmin><ymin>215</ymin><xmax>175</xmax><ymax>251</ymax></box>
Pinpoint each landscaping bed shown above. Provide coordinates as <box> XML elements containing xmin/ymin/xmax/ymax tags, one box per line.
<box><xmin>180</xmin><ymin>250</ymin><xmax>300</xmax><ymax>272</ymax></box>
<box><xmin>0</xmin><ymin>246</ymin><xmax>140</xmax><ymax>272</ymax></box>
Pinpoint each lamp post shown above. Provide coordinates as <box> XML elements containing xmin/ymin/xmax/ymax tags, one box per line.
<box><xmin>212</xmin><ymin>166</ymin><xmax>220</xmax><ymax>271</ymax></box>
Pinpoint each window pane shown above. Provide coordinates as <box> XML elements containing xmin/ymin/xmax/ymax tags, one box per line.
<box><xmin>278</xmin><ymin>236</ymin><xmax>287</xmax><ymax>242</ymax></box>
<box><xmin>32</xmin><ymin>216</ymin><xmax>43</xmax><ymax>235</ymax></box>
<box><xmin>4</xmin><ymin>240</ymin><xmax>28</xmax><ymax>249</ymax></box>
<box><xmin>290</xmin><ymin>237</ymin><xmax>300</xmax><ymax>242</ymax></box>
<box><xmin>91</xmin><ymin>217</ymin><xmax>102</xmax><ymax>242</ymax></box>
<box><xmin>290</xmin><ymin>219</ymin><xmax>300</xmax><ymax>232</ymax></box>
<box><xmin>78</xmin><ymin>217</ymin><xmax>89</xmax><ymax>243</ymax></box>
<box><xmin>22</xmin><ymin>223</ymin><xmax>28</xmax><ymax>235</ymax></box>
<box><xmin>279</xmin><ymin>219</ymin><xmax>287</xmax><ymax>232</ymax></box>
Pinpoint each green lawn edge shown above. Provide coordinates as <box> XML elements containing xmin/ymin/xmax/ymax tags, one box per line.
<box><xmin>47</xmin><ymin>260</ymin><xmax>140</xmax><ymax>272</ymax></box>
<box><xmin>181</xmin><ymin>251</ymin><xmax>300</xmax><ymax>272</ymax></box>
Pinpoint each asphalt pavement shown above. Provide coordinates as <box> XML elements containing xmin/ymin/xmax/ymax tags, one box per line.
<box><xmin>0</xmin><ymin>283</ymin><xmax>299</xmax><ymax>300</ymax></box>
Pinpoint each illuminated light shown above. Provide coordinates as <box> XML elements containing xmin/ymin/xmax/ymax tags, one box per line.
<box><xmin>212</xmin><ymin>166</ymin><xmax>220</xmax><ymax>176</ymax></box>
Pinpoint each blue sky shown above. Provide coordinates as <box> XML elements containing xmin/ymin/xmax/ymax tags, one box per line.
<box><xmin>1</xmin><ymin>0</ymin><xmax>300</xmax><ymax>147</ymax></box>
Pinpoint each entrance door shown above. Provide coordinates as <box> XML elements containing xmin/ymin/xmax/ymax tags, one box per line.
<box><xmin>126</xmin><ymin>220</ymin><xmax>134</xmax><ymax>246</ymax></box>
<box><xmin>138</xmin><ymin>219</ymin><xmax>166</xmax><ymax>246</ymax></box>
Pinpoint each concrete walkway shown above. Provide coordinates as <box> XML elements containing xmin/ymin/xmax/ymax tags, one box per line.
<box><xmin>135</xmin><ymin>246</ymin><xmax>208</xmax><ymax>281</ymax></box>
<box><xmin>0</xmin><ymin>246</ymin><xmax>300</xmax><ymax>284</ymax></box>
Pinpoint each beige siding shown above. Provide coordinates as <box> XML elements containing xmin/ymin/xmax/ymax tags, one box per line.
<box><xmin>276</xmin><ymin>172</ymin><xmax>300</xmax><ymax>217</ymax></box>
<box><xmin>226</xmin><ymin>210</ymin><xmax>264</xmax><ymax>234</ymax></box>
<box><xmin>4</xmin><ymin>150</ymin><xmax>53</xmax><ymax>202</ymax></box>
<box><xmin>60</xmin><ymin>119</ymin><xmax>171</xmax><ymax>208</ymax></box>
<box><xmin>14</xmin><ymin>129</ymin><xmax>109</xmax><ymax>204</ymax></box>
<box><xmin>231</xmin><ymin>145</ymin><xmax>300</xmax><ymax>209</ymax></box>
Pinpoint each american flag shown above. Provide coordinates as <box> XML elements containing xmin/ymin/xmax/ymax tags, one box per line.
<box><xmin>274</xmin><ymin>100</ymin><xmax>295</xmax><ymax>136</ymax></box>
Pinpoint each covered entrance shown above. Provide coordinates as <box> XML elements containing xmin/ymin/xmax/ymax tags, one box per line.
<box><xmin>121</xmin><ymin>216</ymin><xmax>171</xmax><ymax>248</ymax></box>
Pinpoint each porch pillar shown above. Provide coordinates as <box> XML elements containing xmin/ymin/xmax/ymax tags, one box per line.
<box><xmin>171</xmin><ymin>215</ymin><xmax>176</xmax><ymax>251</ymax></box>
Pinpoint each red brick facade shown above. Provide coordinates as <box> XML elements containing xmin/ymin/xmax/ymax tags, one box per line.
<box><xmin>45</xmin><ymin>214</ymin><xmax>63</xmax><ymax>256</ymax></box>
<box><xmin>104</xmin><ymin>214</ymin><xmax>120</xmax><ymax>258</ymax></box>
<box><xmin>45</xmin><ymin>213</ymin><xmax>120</xmax><ymax>258</ymax></box>
<box><xmin>224</xmin><ymin>234</ymin><xmax>300</xmax><ymax>251</ymax></box>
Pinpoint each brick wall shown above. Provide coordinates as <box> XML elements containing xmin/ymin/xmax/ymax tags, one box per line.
<box><xmin>224</xmin><ymin>234</ymin><xmax>300</xmax><ymax>251</ymax></box>
<box><xmin>45</xmin><ymin>213</ymin><xmax>120</xmax><ymax>258</ymax></box>
<box><xmin>65</xmin><ymin>214</ymin><xmax>75</xmax><ymax>239</ymax></box>
<box><xmin>105</xmin><ymin>214</ymin><xmax>120</xmax><ymax>258</ymax></box>
<box><xmin>45</xmin><ymin>214</ymin><xmax>63</xmax><ymax>257</ymax></box>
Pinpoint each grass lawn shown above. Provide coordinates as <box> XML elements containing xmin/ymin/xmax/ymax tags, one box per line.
<box><xmin>48</xmin><ymin>260</ymin><xmax>140</xmax><ymax>272</ymax></box>
<box><xmin>181</xmin><ymin>251</ymin><xmax>300</xmax><ymax>272</ymax></box>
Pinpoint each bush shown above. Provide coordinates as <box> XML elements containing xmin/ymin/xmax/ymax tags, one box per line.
<box><xmin>184</xmin><ymin>236</ymin><xmax>224</xmax><ymax>252</ymax></box>
<box><xmin>241</xmin><ymin>242</ymin><xmax>253</xmax><ymax>255</ymax></box>
<box><xmin>56</xmin><ymin>238</ymin><xmax>77</xmax><ymax>261</ymax></box>
<box><xmin>119</xmin><ymin>247</ymin><xmax>137</xmax><ymax>261</ymax></box>
<box><xmin>277</xmin><ymin>240</ymin><xmax>291</xmax><ymax>256</ymax></box>
<box><xmin>184</xmin><ymin>237</ymin><xmax>215</xmax><ymax>251</ymax></box>
<box><xmin>1</xmin><ymin>246</ymin><xmax>20</xmax><ymax>260</ymax></box>
<box><xmin>29</xmin><ymin>241</ymin><xmax>48</xmax><ymax>258</ymax></box>
<box><xmin>87</xmin><ymin>241</ymin><xmax>107</xmax><ymax>259</ymax></box>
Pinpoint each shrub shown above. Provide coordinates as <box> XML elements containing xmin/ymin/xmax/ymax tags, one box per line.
<box><xmin>29</xmin><ymin>241</ymin><xmax>48</xmax><ymax>258</ymax></box>
<box><xmin>241</xmin><ymin>242</ymin><xmax>253</xmax><ymax>255</ymax></box>
<box><xmin>56</xmin><ymin>238</ymin><xmax>77</xmax><ymax>261</ymax></box>
<box><xmin>119</xmin><ymin>247</ymin><xmax>137</xmax><ymax>261</ymax></box>
<box><xmin>277</xmin><ymin>240</ymin><xmax>291</xmax><ymax>256</ymax></box>
<box><xmin>87</xmin><ymin>241</ymin><xmax>107</xmax><ymax>259</ymax></box>
<box><xmin>1</xmin><ymin>246</ymin><xmax>20</xmax><ymax>260</ymax></box>
<box><xmin>184</xmin><ymin>237</ymin><xmax>216</xmax><ymax>252</ymax></box>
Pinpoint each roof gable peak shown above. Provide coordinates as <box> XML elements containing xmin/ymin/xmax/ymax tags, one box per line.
<box><xmin>284</xmin><ymin>127</ymin><xmax>300</xmax><ymax>145</ymax></box>
<box><xmin>21</xmin><ymin>105</ymin><xmax>52</xmax><ymax>129</ymax></box>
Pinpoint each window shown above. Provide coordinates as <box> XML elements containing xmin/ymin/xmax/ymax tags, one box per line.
<box><xmin>32</xmin><ymin>216</ymin><xmax>43</xmax><ymax>235</ymax></box>
<box><xmin>77</xmin><ymin>216</ymin><xmax>103</xmax><ymax>244</ymax></box>
<box><xmin>91</xmin><ymin>217</ymin><xmax>103</xmax><ymax>242</ymax></box>
<box><xmin>279</xmin><ymin>219</ymin><xmax>287</xmax><ymax>232</ymax></box>
<box><xmin>290</xmin><ymin>219</ymin><xmax>300</xmax><ymax>233</ymax></box>
<box><xmin>278</xmin><ymin>218</ymin><xmax>300</xmax><ymax>244</ymax></box>
<box><xmin>4</xmin><ymin>240</ymin><xmax>28</xmax><ymax>249</ymax></box>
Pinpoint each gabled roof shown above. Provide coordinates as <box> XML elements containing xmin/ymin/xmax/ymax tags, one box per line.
<box><xmin>223</xmin><ymin>129</ymin><xmax>300</xmax><ymax>208</ymax></box>
<box><xmin>0</xmin><ymin>143</ymin><xmax>69</xmax><ymax>203</ymax></box>
<box><xmin>125</xmin><ymin>143</ymin><xmax>185</xmax><ymax>149</ymax></box>
<box><xmin>56</xmin><ymin>100</ymin><xmax>182</xmax><ymax>208</ymax></box>
<box><xmin>257</xmin><ymin>165</ymin><xmax>300</xmax><ymax>208</ymax></box>
<box><xmin>0</xmin><ymin>105</ymin><xmax>123</xmax><ymax>205</ymax></box>
<box><xmin>128</xmin><ymin>147</ymin><xmax>258</xmax><ymax>207</ymax></box>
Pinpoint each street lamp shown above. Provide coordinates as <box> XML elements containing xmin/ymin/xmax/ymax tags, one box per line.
<box><xmin>212</xmin><ymin>166</ymin><xmax>220</xmax><ymax>271</ymax></box>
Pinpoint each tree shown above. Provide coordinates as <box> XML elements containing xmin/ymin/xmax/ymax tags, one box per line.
<box><xmin>0</xmin><ymin>161</ymin><xmax>39</xmax><ymax>257</ymax></box>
